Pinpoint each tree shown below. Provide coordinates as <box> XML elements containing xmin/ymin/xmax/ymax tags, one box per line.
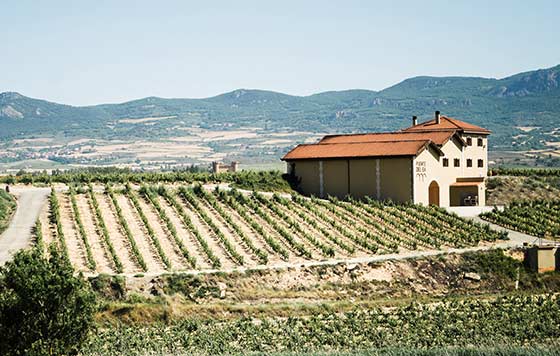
<box><xmin>0</xmin><ymin>246</ymin><xmax>96</xmax><ymax>355</ymax></box>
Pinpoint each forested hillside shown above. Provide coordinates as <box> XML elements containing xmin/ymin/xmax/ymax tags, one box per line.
<box><xmin>1</xmin><ymin>64</ymin><xmax>559</xmax><ymax>150</ymax></box>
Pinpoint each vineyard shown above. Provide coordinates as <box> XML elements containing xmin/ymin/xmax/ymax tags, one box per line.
<box><xmin>481</xmin><ymin>200</ymin><xmax>560</xmax><ymax>239</ymax></box>
<box><xmin>37</xmin><ymin>184</ymin><xmax>507</xmax><ymax>274</ymax></box>
<box><xmin>82</xmin><ymin>294</ymin><xmax>560</xmax><ymax>355</ymax></box>
<box><xmin>0</xmin><ymin>189</ymin><xmax>16</xmax><ymax>234</ymax></box>
<box><xmin>489</xmin><ymin>167</ymin><xmax>560</xmax><ymax>177</ymax></box>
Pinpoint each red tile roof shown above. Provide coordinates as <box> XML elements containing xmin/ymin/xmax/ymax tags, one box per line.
<box><xmin>402</xmin><ymin>116</ymin><xmax>491</xmax><ymax>134</ymax></box>
<box><xmin>319</xmin><ymin>131</ymin><xmax>459</xmax><ymax>146</ymax></box>
<box><xmin>282</xmin><ymin>140</ymin><xmax>441</xmax><ymax>161</ymax></box>
<box><xmin>282</xmin><ymin>114</ymin><xmax>485</xmax><ymax>161</ymax></box>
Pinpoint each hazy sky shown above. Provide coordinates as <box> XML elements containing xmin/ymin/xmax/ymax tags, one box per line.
<box><xmin>2</xmin><ymin>0</ymin><xmax>559</xmax><ymax>105</ymax></box>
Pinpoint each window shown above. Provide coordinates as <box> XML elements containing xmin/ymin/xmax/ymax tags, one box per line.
<box><xmin>478</xmin><ymin>159</ymin><xmax>484</xmax><ymax>168</ymax></box>
<box><xmin>443</xmin><ymin>158</ymin><xmax>449</xmax><ymax>167</ymax></box>
<box><xmin>477</xmin><ymin>138</ymin><xmax>483</xmax><ymax>147</ymax></box>
<box><xmin>454</xmin><ymin>158</ymin><xmax>460</xmax><ymax>167</ymax></box>
<box><xmin>467</xmin><ymin>159</ymin><xmax>472</xmax><ymax>167</ymax></box>
<box><xmin>466</xmin><ymin>137</ymin><xmax>472</xmax><ymax>146</ymax></box>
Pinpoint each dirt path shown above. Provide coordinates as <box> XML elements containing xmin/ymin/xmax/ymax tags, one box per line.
<box><xmin>96</xmin><ymin>193</ymin><xmax>140</xmax><ymax>274</ymax></box>
<box><xmin>117</xmin><ymin>194</ymin><xmax>165</xmax><ymax>273</ymax></box>
<box><xmin>0</xmin><ymin>187</ymin><xmax>50</xmax><ymax>266</ymax></box>
<box><xmin>76</xmin><ymin>194</ymin><xmax>113</xmax><ymax>274</ymax></box>
<box><xmin>58</xmin><ymin>193</ymin><xmax>89</xmax><ymax>272</ymax></box>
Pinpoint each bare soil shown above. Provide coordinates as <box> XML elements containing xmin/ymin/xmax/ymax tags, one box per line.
<box><xmin>135</xmin><ymin>194</ymin><xmax>188</xmax><ymax>271</ymax></box>
<box><xmin>290</xmin><ymin>202</ymin><xmax>368</xmax><ymax>256</ymax></box>
<box><xmin>215</xmin><ymin>199</ymin><xmax>286</xmax><ymax>266</ymax></box>
<box><xmin>273</xmin><ymin>201</ymin><xmax>348</xmax><ymax>258</ymax></box>
<box><xmin>96</xmin><ymin>193</ymin><xmax>141</xmax><ymax>274</ymax></box>
<box><xmin>76</xmin><ymin>194</ymin><xmax>113</xmax><ymax>274</ymax></box>
<box><xmin>197</xmin><ymin>198</ymin><xmax>260</xmax><ymax>267</ymax></box>
<box><xmin>116</xmin><ymin>194</ymin><xmax>165</xmax><ymax>272</ymax></box>
<box><xmin>58</xmin><ymin>193</ymin><xmax>89</xmax><ymax>272</ymax></box>
<box><xmin>155</xmin><ymin>195</ymin><xmax>213</xmax><ymax>269</ymax></box>
<box><xmin>175</xmin><ymin>196</ymin><xmax>236</xmax><ymax>269</ymax></box>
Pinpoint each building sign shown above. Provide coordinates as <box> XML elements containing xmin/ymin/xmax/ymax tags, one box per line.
<box><xmin>416</xmin><ymin>161</ymin><xmax>427</xmax><ymax>181</ymax></box>
<box><xmin>416</xmin><ymin>161</ymin><xmax>427</xmax><ymax>173</ymax></box>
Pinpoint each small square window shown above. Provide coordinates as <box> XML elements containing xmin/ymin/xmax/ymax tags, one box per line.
<box><xmin>467</xmin><ymin>159</ymin><xmax>472</xmax><ymax>167</ymax></box>
<box><xmin>477</xmin><ymin>138</ymin><xmax>483</xmax><ymax>147</ymax></box>
<box><xmin>454</xmin><ymin>158</ymin><xmax>460</xmax><ymax>167</ymax></box>
<box><xmin>466</xmin><ymin>137</ymin><xmax>472</xmax><ymax>146</ymax></box>
<box><xmin>443</xmin><ymin>158</ymin><xmax>449</xmax><ymax>167</ymax></box>
<box><xmin>478</xmin><ymin>159</ymin><xmax>484</xmax><ymax>168</ymax></box>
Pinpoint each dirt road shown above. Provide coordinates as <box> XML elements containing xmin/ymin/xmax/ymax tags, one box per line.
<box><xmin>0</xmin><ymin>187</ymin><xmax>50</xmax><ymax>266</ymax></box>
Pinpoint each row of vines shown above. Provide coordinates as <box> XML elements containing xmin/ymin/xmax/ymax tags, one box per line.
<box><xmin>81</xmin><ymin>294</ymin><xmax>560</xmax><ymax>355</ymax></box>
<box><xmin>41</xmin><ymin>185</ymin><xmax>507</xmax><ymax>274</ymax></box>
<box><xmin>481</xmin><ymin>200</ymin><xmax>560</xmax><ymax>238</ymax></box>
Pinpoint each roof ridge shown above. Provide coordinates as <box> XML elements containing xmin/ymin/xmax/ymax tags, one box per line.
<box><xmin>316</xmin><ymin>139</ymin><xmax>432</xmax><ymax>145</ymax></box>
<box><xmin>442</xmin><ymin>116</ymin><xmax>468</xmax><ymax>130</ymax></box>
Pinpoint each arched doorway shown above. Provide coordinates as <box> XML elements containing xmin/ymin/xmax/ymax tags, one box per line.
<box><xmin>428</xmin><ymin>181</ymin><xmax>440</xmax><ymax>206</ymax></box>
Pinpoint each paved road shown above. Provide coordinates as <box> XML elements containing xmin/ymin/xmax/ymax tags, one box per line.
<box><xmin>0</xmin><ymin>187</ymin><xmax>50</xmax><ymax>266</ymax></box>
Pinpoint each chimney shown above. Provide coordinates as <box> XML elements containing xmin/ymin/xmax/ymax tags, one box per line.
<box><xmin>412</xmin><ymin>115</ymin><xmax>417</xmax><ymax>126</ymax></box>
<box><xmin>435</xmin><ymin>111</ymin><xmax>441</xmax><ymax>124</ymax></box>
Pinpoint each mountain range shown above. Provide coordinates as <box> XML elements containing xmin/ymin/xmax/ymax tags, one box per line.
<box><xmin>1</xmin><ymin>64</ymin><xmax>559</xmax><ymax>150</ymax></box>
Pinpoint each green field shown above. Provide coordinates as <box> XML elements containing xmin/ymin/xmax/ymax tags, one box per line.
<box><xmin>83</xmin><ymin>294</ymin><xmax>560</xmax><ymax>355</ymax></box>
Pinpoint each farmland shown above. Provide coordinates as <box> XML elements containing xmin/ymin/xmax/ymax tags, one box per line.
<box><xmin>3</xmin><ymin>169</ymin><xmax>558</xmax><ymax>356</ymax></box>
<box><xmin>481</xmin><ymin>200</ymin><xmax>560</xmax><ymax>239</ymax></box>
<box><xmin>2</xmin><ymin>178</ymin><xmax>559</xmax><ymax>356</ymax></box>
<box><xmin>37</xmin><ymin>184</ymin><xmax>507</xmax><ymax>274</ymax></box>
<box><xmin>82</xmin><ymin>294</ymin><xmax>560</xmax><ymax>355</ymax></box>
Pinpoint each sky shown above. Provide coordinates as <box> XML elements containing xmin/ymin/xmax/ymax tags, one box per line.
<box><xmin>1</xmin><ymin>0</ymin><xmax>559</xmax><ymax>106</ymax></box>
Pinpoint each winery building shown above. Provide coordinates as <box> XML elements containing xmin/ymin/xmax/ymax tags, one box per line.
<box><xmin>282</xmin><ymin>112</ymin><xmax>490</xmax><ymax>207</ymax></box>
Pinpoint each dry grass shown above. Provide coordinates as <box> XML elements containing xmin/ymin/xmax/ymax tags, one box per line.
<box><xmin>486</xmin><ymin>176</ymin><xmax>560</xmax><ymax>205</ymax></box>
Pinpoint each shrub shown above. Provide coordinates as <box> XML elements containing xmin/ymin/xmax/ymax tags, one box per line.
<box><xmin>0</xmin><ymin>247</ymin><xmax>96</xmax><ymax>356</ymax></box>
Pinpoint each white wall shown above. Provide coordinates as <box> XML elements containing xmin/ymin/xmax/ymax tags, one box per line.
<box><xmin>413</xmin><ymin>134</ymin><xmax>488</xmax><ymax>207</ymax></box>
<box><xmin>413</xmin><ymin>140</ymin><xmax>463</xmax><ymax>207</ymax></box>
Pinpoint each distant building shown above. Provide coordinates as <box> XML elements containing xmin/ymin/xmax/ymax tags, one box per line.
<box><xmin>212</xmin><ymin>161</ymin><xmax>239</xmax><ymax>174</ymax></box>
<box><xmin>282</xmin><ymin>111</ymin><xmax>490</xmax><ymax>207</ymax></box>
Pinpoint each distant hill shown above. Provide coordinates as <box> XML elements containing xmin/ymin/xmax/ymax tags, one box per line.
<box><xmin>1</xmin><ymin>64</ymin><xmax>560</xmax><ymax>150</ymax></box>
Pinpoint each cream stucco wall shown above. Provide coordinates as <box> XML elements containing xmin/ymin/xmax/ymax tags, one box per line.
<box><xmin>414</xmin><ymin>144</ymin><xmax>455</xmax><ymax>206</ymax></box>
<box><xmin>461</xmin><ymin>134</ymin><xmax>488</xmax><ymax>206</ymax></box>
<box><xmin>413</xmin><ymin>134</ymin><xmax>488</xmax><ymax>207</ymax></box>
<box><xmin>289</xmin><ymin>132</ymin><xmax>488</xmax><ymax>206</ymax></box>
